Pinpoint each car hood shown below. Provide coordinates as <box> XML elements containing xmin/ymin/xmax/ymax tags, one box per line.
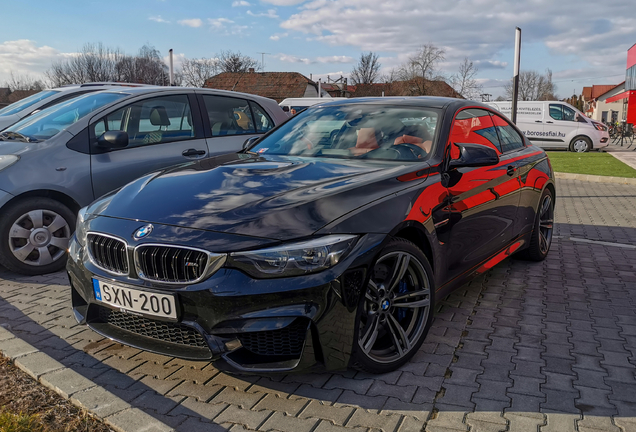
<box><xmin>96</xmin><ymin>153</ymin><xmax>423</xmax><ymax>240</ymax></box>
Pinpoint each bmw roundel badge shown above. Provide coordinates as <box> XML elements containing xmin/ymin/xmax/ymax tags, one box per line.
<box><xmin>133</xmin><ymin>224</ymin><xmax>153</xmax><ymax>240</ymax></box>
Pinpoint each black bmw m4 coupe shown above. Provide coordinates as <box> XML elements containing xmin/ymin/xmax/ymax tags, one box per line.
<box><xmin>67</xmin><ymin>97</ymin><xmax>555</xmax><ymax>374</ymax></box>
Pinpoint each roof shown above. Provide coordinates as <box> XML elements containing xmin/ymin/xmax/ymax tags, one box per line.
<box><xmin>204</xmin><ymin>72</ymin><xmax>316</xmax><ymax>102</ymax></box>
<box><xmin>351</xmin><ymin>79</ymin><xmax>462</xmax><ymax>98</ymax></box>
<box><xmin>582</xmin><ymin>87</ymin><xmax>592</xmax><ymax>100</ymax></box>
<box><xmin>591</xmin><ymin>85</ymin><xmax>617</xmax><ymax>100</ymax></box>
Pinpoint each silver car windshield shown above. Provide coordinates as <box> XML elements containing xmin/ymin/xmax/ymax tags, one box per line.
<box><xmin>251</xmin><ymin>104</ymin><xmax>440</xmax><ymax>162</ymax></box>
<box><xmin>0</xmin><ymin>90</ymin><xmax>60</xmax><ymax>117</ymax></box>
<box><xmin>5</xmin><ymin>92</ymin><xmax>128</xmax><ymax>141</ymax></box>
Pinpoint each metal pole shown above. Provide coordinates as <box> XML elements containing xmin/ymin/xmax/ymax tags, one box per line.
<box><xmin>511</xmin><ymin>27</ymin><xmax>521</xmax><ymax>124</ymax></box>
<box><xmin>318</xmin><ymin>79</ymin><xmax>321</xmax><ymax>97</ymax></box>
<box><xmin>169</xmin><ymin>49</ymin><xmax>174</xmax><ymax>86</ymax></box>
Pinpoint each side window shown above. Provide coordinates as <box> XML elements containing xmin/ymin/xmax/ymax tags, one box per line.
<box><xmin>202</xmin><ymin>95</ymin><xmax>256</xmax><ymax>136</ymax></box>
<box><xmin>92</xmin><ymin>95</ymin><xmax>195</xmax><ymax>148</ymax></box>
<box><xmin>549</xmin><ymin>104</ymin><xmax>576</xmax><ymax>121</ymax></box>
<box><xmin>249</xmin><ymin>101</ymin><xmax>274</xmax><ymax>133</ymax></box>
<box><xmin>450</xmin><ymin>108</ymin><xmax>502</xmax><ymax>154</ymax></box>
<box><xmin>491</xmin><ymin>114</ymin><xmax>525</xmax><ymax>152</ymax></box>
<box><xmin>38</xmin><ymin>90</ymin><xmax>97</xmax><ymax>112</ymax></box>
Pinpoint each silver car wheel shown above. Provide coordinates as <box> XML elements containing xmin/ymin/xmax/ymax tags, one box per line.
<box><xmin>358</xmin><ymin>251</ymin><xmax>431</xmax><ymax>364</ymax></box>
<box><xmin>572</xmin><ymin>138</ymin><xmax>589</xmax><ymax>152</ymax></box>
<box><xmin>8</xmin><ymin>209</ymin><xmax>71</xmax><ymax>266</ymax></box>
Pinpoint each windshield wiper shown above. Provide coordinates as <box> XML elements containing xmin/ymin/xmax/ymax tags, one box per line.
<box><xmin>0</xmin><ymin>131</ymin><xmax>37</xmax><ymax>143</ymax></box>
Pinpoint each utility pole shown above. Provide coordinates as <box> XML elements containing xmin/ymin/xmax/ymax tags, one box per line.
<box><xmin>257</xmin><ymin>52</ymin><xmax>270</xmax><ymax>72</ymax></box>
<box><xmin>511</xmin><ymin>27</ymin><xmax>522</xmax><ymax>124</ymax></box>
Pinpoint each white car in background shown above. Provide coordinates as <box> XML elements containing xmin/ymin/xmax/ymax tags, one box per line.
<box><xmin>487</xmin><ymin>100</ymin><xmax>609</xmax><ymax>152</ymax></box>
<box><xmin>0</xmin><ymin>83</ymin><xmax>151</xmax><ymax>131</ymax></box>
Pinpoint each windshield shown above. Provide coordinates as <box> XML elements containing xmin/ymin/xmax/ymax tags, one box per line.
<box><xmin>5</xmin><ymin>92</ymin><xmax>127</xmax><ymax>141</ymax></box>
<box><xmin>0</xmin><ymin>90</ymin><xmax>60</xmax><ymax>117</ymax></box>
<box><xmin>251</xmin><ymin>104</ymin><xmax>440</xmax><ymax>161</ymax></box>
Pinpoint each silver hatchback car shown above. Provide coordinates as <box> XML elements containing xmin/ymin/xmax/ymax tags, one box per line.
<box><xmin>0</xmin><ymin>86</ymin><xmax>288</xmax><ymax>275</ymax></box>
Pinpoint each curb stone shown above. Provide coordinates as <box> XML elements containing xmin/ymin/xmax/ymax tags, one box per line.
<box><xmin>554</xmin><ymin>172</ymin><xmax>636</xmax><ymax>185</ymax></box>
<box><xmin>0</xmin><ymin>325</ymin><xmax>175</xmax><ymax>432</ymax></box>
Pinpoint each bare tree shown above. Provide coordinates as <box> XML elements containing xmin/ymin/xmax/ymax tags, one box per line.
<box><xmin>396</xmin><ymin>44</ymin><xmax>446</xmax><ymax>95</ymax></box>
<box><xmin>4</xmin><ymin>72</ymin><xmax>46</xmax><ymax>91</ymax></box>
<box><xmin>46</xmin><ymin>43</ymin><xmax>170</xmax><ymax>86</ymax></box>
<box><xmin>181</xmin><ymin>57</ymin><xmax>220</xmax><ymax>87</ymax></box>
<box><xmin>450</xmin><ymin>58</ymin><xmax>482</xmax><ymax>101</ymax></box>
<box><xmin>504</xmin><ymin>69</ymin><xmax>557</xmax><ymax>101</ymax></box>
<box><xmin>350</xmin><ymin>52</ymin><xmax>381</xmax><ymax>85</ymax></box>
<box><xmin>218</xmin><ymin>50</ymin><xmax>259</xmax><ymax>73</ymax></box>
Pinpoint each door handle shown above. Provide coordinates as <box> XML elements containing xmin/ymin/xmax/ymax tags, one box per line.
<box><xmin>535</xmin><ymin>120</ymin><xmax>542</xmax><ymax>123</ymax></box>
<box><xmin>182</xmin><ymin>148</ymin><xmax>206</xmax><ymax>157</ymax></box>
<box><xmin>507</xmin><ymin>165</ymin><xmax>517</xmax><ymax>176</ymax></box>
<box><xmin>546</xmin><ymin>121</ymin><xmax>554</xmax><ymax>124</ymax></box>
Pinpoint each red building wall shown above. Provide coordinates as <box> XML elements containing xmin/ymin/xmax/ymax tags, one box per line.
<box><xmin>628</xmin><ymin>44</ymin><xmax>636</xmax><ymax>124</ymax></box>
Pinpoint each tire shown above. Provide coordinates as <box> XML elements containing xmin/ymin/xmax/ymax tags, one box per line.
<box><xmin>517</xmin><ymin>188</ymin><xmax>554</xmax><ymax>261</ymax></box>
<box><xmin>570</xmin><ymin>136</ymin><xmax>592</xmax><ymax>152</ymax></box>
<box><xmin>0</xmin><ymin>198</ymin><xmax>75</xmax><ymax>275</ymax></box>
<box><xmin>351</xmin><ymin>238</ymin><xmax>434</xmax><ymax>373</ymax></box>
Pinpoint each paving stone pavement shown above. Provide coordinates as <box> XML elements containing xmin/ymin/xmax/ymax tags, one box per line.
<box><xmin>0</xmin><ymin>178</ymin><xmax>635</xmax><ymax>432</ymax></box>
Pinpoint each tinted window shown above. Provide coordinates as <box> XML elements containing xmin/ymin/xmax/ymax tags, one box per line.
<box><xmin>0</xmin><ymin>90</ymin><xmax>60</xmax><ymax>116</ymax></box>
<box><xmin>202</xmin><ymin>95</ymin><xmax>256</xmax><ymax>136</ymax></box>
<box><xmin>249</xmin><ymin>101</ymin><xmax>274</xmax><ymax>133</ymax></box>
<box><xmin>250</xmin><ymin>104</ymin><xmax>440</xmax><ymax>162</ymax></box>
<box><xmin>7</xmin><ymin>92</ymin><xmax>126</xmax><ymax>140</ymax></box>
<box><xmin>549</xmin><ymin>104</ymin><xmax>576</xmax><ymax>121</ymax></box>
<box><xmin>491</xmin><ymin>115</ymin><xmax>525</xmax><ymax>152</ymax></box>
<box><xmin>93</xmin><ymin>94</ymin><xmax>195</xmax><ymax>148</ymax></box>
<box><xmin>451</xmin><ymin>109</ymin><xmax>501</xmax><ymax>153</ymax></box>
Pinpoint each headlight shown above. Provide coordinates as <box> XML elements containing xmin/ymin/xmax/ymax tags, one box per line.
<box><xmin>0</xmin><ymin>155</ymin><xmax>19</xmax><ymax>172</ymax></box>
<box><xmin>228</xmin><ymin>235</ymin><xmax>358</xmax><ymax>278</ymax></box>
<box><xmin>75</xmin><ymin>206</ymin><xmax>89</xmax><ymax>246</ymax></box>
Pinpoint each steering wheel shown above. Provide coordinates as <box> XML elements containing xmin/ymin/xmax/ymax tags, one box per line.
<box><xmin>393</xmin><ymin>143</ymin><xmax>427</xmax><ymax>159</ymax></box>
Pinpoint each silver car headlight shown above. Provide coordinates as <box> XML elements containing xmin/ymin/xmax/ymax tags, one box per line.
<box><xmin>75</xmin><ymin>206</ymin><xmax>89</xmax><ymax>246</ymax></box>
<box><xmin>228</xmin><ymin>235</ymin><xmax>358</xmax><ymax>278</ymax></box>
<box><xmin>0</xmin><ymin>155</ymin><xmax>19</xmax><ymax>172</ymax></box>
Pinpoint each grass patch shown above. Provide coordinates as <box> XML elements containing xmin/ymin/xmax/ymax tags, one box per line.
<box><xmin>0</xmin><ymin>411</ymin><xmax>43</xmax><ymax>432</ymax></box>
<box><xmin>546</xmin><ymin>151</ymin><xmax>636</xmax><ymax>178</ymax></box>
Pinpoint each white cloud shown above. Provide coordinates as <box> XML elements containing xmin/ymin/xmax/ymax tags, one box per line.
<box><xmin>0</xmin><ymin>40</ymin><xmax>75</xmax><ymax>85</ymax></box>
<box><xmin>270</xmin><ymin>32</ymin><xmax>288</xmax><ymax>41</ymax></box>
<box><xmin>149</xmin><ymin>15</ymin><xmax>170</xmax><ymax>23</ymax></box>
<box><xmin>475</xmin><ymin>60</ymin><xmax>508</xmax><ymax>70</ymax></box>
<box><xmin>247</xmin><ymin>9</ymin><xmax>279</xmax><ymax>18</ymax></box>
<box><xmin>178</xmin><ymin>18</ymin><xmax>203</xmax><ymax>28</ymax></box>
<box><xmin>232</xmin><ymin>0</ymin><xmax>251</xmax><ymax>6</ymax></box>
<box><xmin>276</xmin><ymin>53</ymin><xmax>312</xmax><ymax>64</ymax></box>
<box><xmin>277</xmin><ymin>0</ymin><xmax>636</xmax><ymax>78</ymax></box>
<box><xmin>208</xmin><ymin>18</ymin><xmax>234</xmax><ymax>29</ymax></box>
<box><xmin>316</xmin><ymin>55</ymin><xmax>354</xmax><ymax>63</ymax></box>
<box><xmin>261</xmin><ymin>0</ymin><xmax>306</xmax><ymax>5</ymax></box>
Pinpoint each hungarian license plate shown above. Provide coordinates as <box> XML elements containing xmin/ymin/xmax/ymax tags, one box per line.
<box><xmin>92</xmin><ymin>279</ymin><xmax>177</xmax><ymax>320</ymax></box>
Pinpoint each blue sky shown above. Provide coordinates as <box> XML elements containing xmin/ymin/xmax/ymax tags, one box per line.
<box><xmin>1</xmin><ymin>0</ymin><xmax>634</xmax><ymax>98</ymax></box>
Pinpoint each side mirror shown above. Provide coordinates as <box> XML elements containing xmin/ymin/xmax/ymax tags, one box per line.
<box><xmin>449</xmin><ymin>143</ymin><xmax>499</xmax><ymax>169</ymax></box>
<box><xmin>97</xmin><ymin>131</ymin><xmax>128</xmax><ymax>149</ymax></box>
<box><xmin>243</xmin><ymin>136</ymin><xmax>259</xmax><ymax>150</ymax></box>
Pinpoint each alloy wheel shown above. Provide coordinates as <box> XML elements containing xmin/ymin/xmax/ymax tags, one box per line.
<box><xmin>358</xmin><ymin>251</ymin><xmax>431</xmax><ymax>364</ymax></box>
<box><xmin>572</xmin><ymin>139</ymin><xmax>589</xmax><ymax>152</ymax></box>
<box><xmin>8</xmin><ymin>209</ymin><xmax>71</xmax><ymax>267</ymax></box>
<box><xmin>538</xmin><ymin>195</ymin><xmax>554</xmax><ymax>255</ymax></box>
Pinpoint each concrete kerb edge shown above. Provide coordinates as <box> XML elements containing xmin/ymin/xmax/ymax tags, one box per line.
<box><xmin>554</xmin><ymin>171</ymin><xmax>636</xmax><ymax>185</ymax></box>
<box><xmin>0</xmin><ymin>325</ymin><xmax>175</xmax><ymax>432</ymax></box>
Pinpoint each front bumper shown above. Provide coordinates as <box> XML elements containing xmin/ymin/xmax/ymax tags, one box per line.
<box><xmin>67</xmin><ymin>219</ymin><xmax>385</xmax><ymax>373</ymax></box>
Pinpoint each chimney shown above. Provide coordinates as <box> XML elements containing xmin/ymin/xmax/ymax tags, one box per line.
<box><xmin>248</xmin><ymin>68</ymin><xmax>255</xmax><ymax>73</ymax></box>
